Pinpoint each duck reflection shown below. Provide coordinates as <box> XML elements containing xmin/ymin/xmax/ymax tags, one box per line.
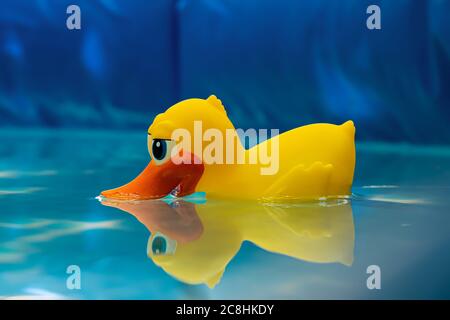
<box><xmin>101</xmin><ymin>198</ymin><xmax>354</xmax><ymax>288</ymax></box>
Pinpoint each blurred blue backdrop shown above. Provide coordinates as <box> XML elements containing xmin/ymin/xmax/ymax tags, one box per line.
<box><xmin>0</xmin><ymin>0</ymin><xmax>449</xmax><ymax>144</ymax></box>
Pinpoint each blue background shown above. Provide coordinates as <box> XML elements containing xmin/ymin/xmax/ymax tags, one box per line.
<box><xmin>1</xmin><ymin>0</ymin><xmax>449</xmax><ymax>144</ymax></box>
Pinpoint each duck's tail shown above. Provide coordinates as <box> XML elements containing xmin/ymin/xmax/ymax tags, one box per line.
<box><xmin>341</xmin><ymin>120</ymin><xmax>356</xmax><ymax>138</ymax></box>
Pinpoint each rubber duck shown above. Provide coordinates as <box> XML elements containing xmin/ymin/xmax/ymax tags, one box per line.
<box><xmin>101</xmin><ymin>198</ymin><xmax>354</xmax><ymax>288</ymax></box>
<box><xmin>101</xmin><ymin>95</ymin><xmax>355</xmax><ymax>201</ymax></box>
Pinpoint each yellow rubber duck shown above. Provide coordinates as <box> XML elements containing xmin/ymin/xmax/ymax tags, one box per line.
<box><xmin>101</xmin><ymin>95</ymin><xmax>355</xmax><ymax>201</ymax></box>
<box><xmin>101</xmin><ymin>198</ymin><xmax>354</xmax><ymax>288</ymax></box>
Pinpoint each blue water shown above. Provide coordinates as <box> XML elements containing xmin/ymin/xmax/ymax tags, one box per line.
<box><xmin>1</xmin><ymin>129</ymin><xmax>450</xmax><ymax>299</ymax></box>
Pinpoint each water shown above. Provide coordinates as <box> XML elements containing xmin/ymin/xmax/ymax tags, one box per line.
<box><xmin>1</xmin><ymin>129</ymin><xmax>450</xmax><ymax>299</ymax></box>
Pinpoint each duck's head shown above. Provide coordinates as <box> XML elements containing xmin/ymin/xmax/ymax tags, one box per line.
<box><xmin>101</xmin><ymin>95</ymin><xmax>235</xmax><ymax>200</ymax></box>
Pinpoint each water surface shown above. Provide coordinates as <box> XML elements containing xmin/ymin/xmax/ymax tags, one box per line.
<box><xmin>1</xmin><ymin>129</ymin><xmax>449</xmax><ymax>299</ymax></box>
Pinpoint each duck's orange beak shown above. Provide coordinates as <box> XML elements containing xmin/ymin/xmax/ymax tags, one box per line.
<box><xmin>101</xmin><ymin>152</ymin><xmax>204</xmax><ymax>200</ymax></box>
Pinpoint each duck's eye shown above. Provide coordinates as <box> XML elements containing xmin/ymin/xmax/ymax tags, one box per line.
<box><xmin>148</xmin><ymin>137</ymin><xmax>175</xmax><ymax>165</ymax></box>
<box><xmin>148</xmin><ymin>232</ymin><xmax>177</xmax><ymax>256</ymax></box>
<box><xmin>152</xmin><ymin>235</ymin><xmax>167</xmax><ymax>255</ymax></box>
<box><xmin>152</xmin><ymin>139</ymin><xmax>167</xmax><ymax>160</ymax></box>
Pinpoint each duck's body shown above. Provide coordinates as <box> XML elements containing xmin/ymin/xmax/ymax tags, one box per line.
<box><xmin>101</xmin><ymin>95</ymin><xmax>356</xmax><ymax>201</ymax></box>
<box><xmin>197</xmin><ymin>121</ymin><xmax>355</xmax><ymax>200</ymax></box>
